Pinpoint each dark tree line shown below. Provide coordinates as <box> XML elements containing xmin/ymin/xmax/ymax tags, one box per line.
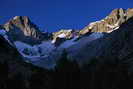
<box><xmin>0</xmin><ymin>53</ymin><xmax>133</xmax><ymax>89</ymax></box>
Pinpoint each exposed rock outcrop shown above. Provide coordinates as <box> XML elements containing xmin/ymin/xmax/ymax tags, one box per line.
<box><xmin>1</xmin><ymin>16</ymin><xmax>49</xmax><ymax>45</ymax></box>
<box><xmin>79</xmin><ymin>8</ymin><xmax>133</xmax><ymax>35</ymax></box>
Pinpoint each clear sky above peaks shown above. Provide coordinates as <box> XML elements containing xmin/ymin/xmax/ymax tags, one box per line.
<box><xmin>0</xmin><ymin>0</ymin><xmax>132</xmax><ymax>32</ymax></box>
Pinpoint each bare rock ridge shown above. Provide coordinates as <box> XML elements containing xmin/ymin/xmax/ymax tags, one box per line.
<box><xmin>52</xmin><ymin>8</ymin><xmax>133</xmax><ymax>46</ymax></box>
<box><xmin>80</xmin><ymin>8</ymin><xmax>133</xmax><ymax>35</ymax></box>
<box><xmin>1</xmin><ymin>8</ymin><xmax>133</xmax><ymax>45</ymax></box>
<box><xmin>4</xmin><ymin>16</ymin><xmax>42</xmax><ymax>38</ymax></box>
<box><xmin>52</xmin><ymin>29</ymin><xmax>77</xmax><ymax>46</ymax></box>
<box><xmin>1</xmin><ymin>16</ymin><xmax>49</xmax><ymax>44</ymax></box>
<box><xmin>68</xmin><ymin>16</ymin><xmax>133</xmax><ymax>65</ymax></box>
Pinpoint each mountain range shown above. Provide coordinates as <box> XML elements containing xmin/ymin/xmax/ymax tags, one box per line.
<box><xmin>0</xmin><ymin>8</ymin><xmax>133</xmax><ymax>89</ymax></box>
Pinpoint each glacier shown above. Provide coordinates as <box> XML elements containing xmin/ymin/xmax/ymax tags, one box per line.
<box><xmin>0</xmin><ymin>28</ymin><xmax>104</xmax><ymax>69</ymax></box>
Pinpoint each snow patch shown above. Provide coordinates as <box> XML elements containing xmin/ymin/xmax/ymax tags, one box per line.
<box><xmin>107</xmin><ymin>26</ymin><xmax>120</xmax><ymax>33</ymax></box>
<box><xmin>106</xmin><ymin>22</ymin><xmax>120</xmax><ymax>33</ymax></box>
<box><xmin>58</xmin><ymin>33</ymin><xmax>66</xmax><ymax>38</ymax></box>
<box><xmin>59</xmin><ymin>33</ymin><xmax>103</xmax><ymax>49</ymax></box>
<box><xmin>89</xmin><ymin>32</ymin><xmax>104</xmax><ymax>39</ymax></box>
<box><xmin>51</xmin><ymin>39</ymin><xmax>56</xmax><ymax>44</ymax></box>
<box><xmin>0</xmin><ymin>30</ymin><xmax>6</xmax><ymax>35</ymax></box>
<box><xmin>37</xmin><ymin>41</ymin><xmax>55</xmax><ymax>56</ymax></box>
<box><xmin>14</xmin><ymin>41</ymin><xmax>55</xmax><ymax>61</ymax></box>
<box><xmin>14</xmin><ymin>41</ymin><xmax>32</xmax><ymax>51</ymax></box>
<box><xmin>0</xmin><ymin>30</ymin><xmax>12</xmax><ymax>45</ymax></box>
<box><xmin>59</xmin><ymin>36</ymin><xmax>79</xmax><ymax>48</ymax></box>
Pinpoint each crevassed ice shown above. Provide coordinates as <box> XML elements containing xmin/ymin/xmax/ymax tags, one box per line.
<box><xmin>14</xmin><ymin>41</ymin><xmax>55</xmax><ymax>61</ymax></box>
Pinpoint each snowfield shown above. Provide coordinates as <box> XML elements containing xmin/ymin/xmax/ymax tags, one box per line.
<box><xmin>14</xmin><ymin>41</ymin><xmax>55</xmax><ymax>60</ymax></box>
<box><xmin>0</xmin><ymin>30</ymin><xmax>12</xmax><ymax>45</ymax></box>
<box><xmin>0</xmin><ymin>29</ymin><xmax>105</xmax><ymax>69</ymax></box>
<box><xmin>59</xmin><ymin>36</ymin><xmax>79</xmax><ymax>48</ymax></box>
<box><xmin>2</xmin><ymin>31</ymin><xmax>104</xmax><ymax>68</ymax></box>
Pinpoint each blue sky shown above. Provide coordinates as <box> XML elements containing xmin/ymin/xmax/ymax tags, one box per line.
<box><xmin>0</xmin><ymin>0</ymin><xmax>133</xmax><ymax>32</ymax></box>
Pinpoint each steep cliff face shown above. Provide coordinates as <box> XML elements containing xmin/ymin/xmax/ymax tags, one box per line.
<box><xmin>52</xmin><ymin>29</ymin><xmax>77</xmax><ymax>46</ymax></box>
<box><xmin>79</xmin><ymin>8</ymin><xmax>133</xmax><ymax>35</ymax></box>
<box><xmin>1</xmin><ymin>16</ymin><xmax>49</xmax><ymax>44</ymax></box>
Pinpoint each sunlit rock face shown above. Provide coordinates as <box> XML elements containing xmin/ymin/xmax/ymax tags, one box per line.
<box><xmin>51</xmin><ymin>29</ymin><xmax>78</xmax><ymax>46</ymax></box>
<box><xmin>79</xmin><ymin>8</ymin><xmax>133</xmax><ymax>35</ymax></box>
<box><xmin>4</xmin><ymin>16</ymin><xmax>41</xmax><ymax>38</ymax></box>
<box><xmin>1</xmin><ymin>16</ymin><xmax>49</xmax><ymax>45</ymax></box>
<box><xmin>68</xmin><ymin>16</ymin><xmax>133</xmax><ymax>69</ymax></box>
<box><xmin>52</xmin><ymin>29</ymin><xmax>76</xmax><ymax>39</ymax></box>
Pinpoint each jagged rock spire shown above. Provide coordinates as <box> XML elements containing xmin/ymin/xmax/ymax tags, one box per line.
<box><xmin>1</xmin><ymin>16</ymin><xmax>48</xmax><ymax>44</ymax></box>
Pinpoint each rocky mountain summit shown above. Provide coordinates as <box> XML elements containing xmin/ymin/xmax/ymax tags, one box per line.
<box><xmin>80</xmin><ymin>8</ymin><xmax>133</xmax><ymax>34</ymax></box>
<box><xmin>1</xmin><ymin>8</ymin><xmax>133</xmax><ymax>68</ymax></box>
<box><xmin>1</xmin><ymin>8</ymin><xmax>133</xmax><ymax>89</ymax></box>
<box><xmin>0</xmin><ymin>16</ymin><xmax>50</xmax><ymax>44</ymax></box>
<box><xmin>1</xmin><ymin>8</ymin><xmax>133</xmax><ymax>45</ymax></box>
